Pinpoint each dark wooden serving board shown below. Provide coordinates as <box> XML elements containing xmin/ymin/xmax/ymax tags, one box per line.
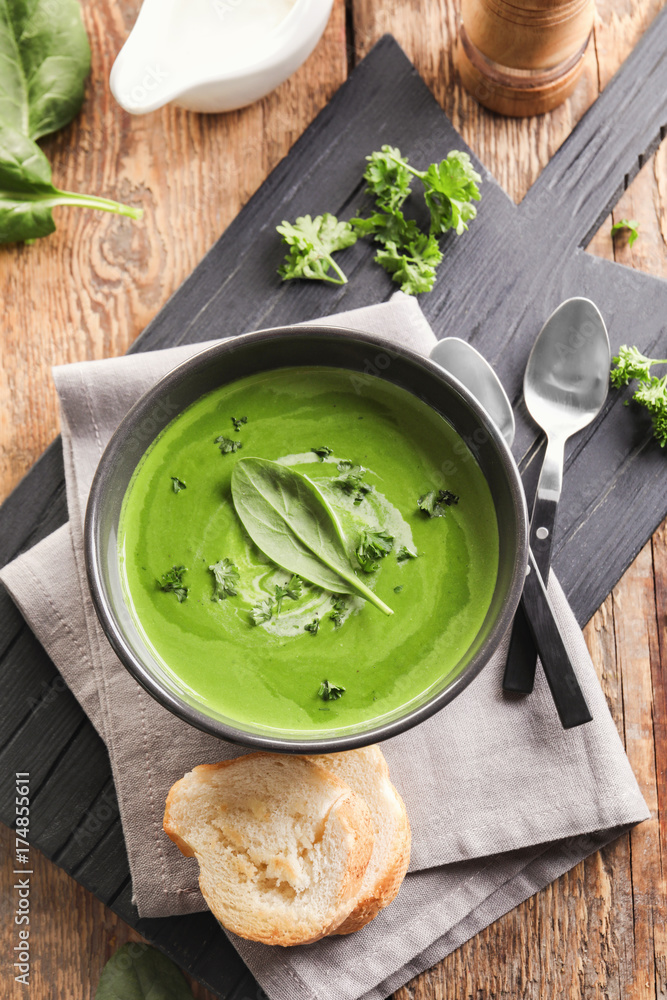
<box><xmin>1</xmin><ymin>11</ymin><xmax>667</xmax><ymax>998</ymax></box>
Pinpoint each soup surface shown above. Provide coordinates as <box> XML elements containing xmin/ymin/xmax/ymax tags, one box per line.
<box><xmin>119</xmin><ymin>366</ymin><xmax>499</xmax><ymax>734</ymax></box>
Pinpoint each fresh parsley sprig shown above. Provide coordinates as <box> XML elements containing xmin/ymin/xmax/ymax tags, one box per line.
<box><xmin>277</xmin><ymin>145</ymin><xmax>481</xmax><ymax>296</ymax></box>
<box><xmin>611</xmin><ymin>346</ymin><xmax>667</xmax><ymax>447</ymax></box>
<box><xmin>209</xmin><ymin>558</ymin><xmax>240</xmax><ymax>600</ymax></box>
<box><xmin>275</xmin><ymin>575</ymin><xmax>303</xmax><ymax>613</ymax></box>
<box><xmin>318</xmin><ymin>679</ymin><xmax>345</xmax><ymax>700</ymax></box>
<box><xmin>611</xmin><ymin>219</ymin><xmax>640</xmax><ymax>247</ymax></box>
<box><xmin>171</xmin><ymin>476</ymin><xmax>187</xmax><ymax>493</ymax></box>
<box><xmin>356</xmin><ymin>528</ymin><xmax>394</xmax><ymax>572</ymax></box>
<box><xmin>418</xmin><ymin>489</ymin><xmax>459</xmax><ymax>518</ymax></box>
<box><xmin>158</xmin><ymin>565</ymin><xmax>188</xmax><ymax>603</ymax></box>
<box><xmin>333</xmin><ymin>461</ymin><xmax>373</xmax><ymax>504</ymax></box>
<box><xmin>277</xmin><ymin>214</ymin><xmax>357</xmax><ymax>285</ymax></box>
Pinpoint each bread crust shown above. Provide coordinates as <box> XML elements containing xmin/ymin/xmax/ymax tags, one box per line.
<box><xmin>163</xmin><ymin>753</ymin><xmax>374</xmax><ymax>946</ymax></box>
<box><xmin>309</xmin><ymin>746</ymin><xmax>411</xmax><ymax>935</ymax></box>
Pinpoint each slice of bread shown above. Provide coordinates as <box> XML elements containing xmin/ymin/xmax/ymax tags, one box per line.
<box><xmin>309</xmin><ymin>746</ymin><xmax>410</xmax><ymax>934</ymax></box>
<box><xmin>163</xmin><ymin>752</ymin><xmax>374</xmax><ymax>946</ymax></box>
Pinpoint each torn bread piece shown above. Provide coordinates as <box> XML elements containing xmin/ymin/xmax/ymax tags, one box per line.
<box><xmin>163</xmin><ymin>753</ymin><xmax>373</xmax><ymax>946</ymax></box>
<box><xmin>310</xmin><ymin>746</ymin><xmax>410</xmax><ymax>934</ymax></box>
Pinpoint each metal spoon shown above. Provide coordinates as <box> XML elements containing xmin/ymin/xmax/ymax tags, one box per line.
<box><xmin>430</xmin><ymin>336</ymin><xmax>592</xmax><ymax>728</ymax></box>
<box><xmin>503</xmin><ymin>298</ymin><xmax>610</xmax><ymax>693</ymax></box>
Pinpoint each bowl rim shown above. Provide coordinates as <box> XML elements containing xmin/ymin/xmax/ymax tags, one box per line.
<box><xmin>84</xmin><ymin>325</ymin><xmax>528</xmax><ymax>753</ymax></box>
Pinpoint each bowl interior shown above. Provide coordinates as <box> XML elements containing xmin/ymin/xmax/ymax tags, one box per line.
<box><xmin>85</xmin><ymin>328</ymin><xmax>527</xmax><ymax>752</ymax></box>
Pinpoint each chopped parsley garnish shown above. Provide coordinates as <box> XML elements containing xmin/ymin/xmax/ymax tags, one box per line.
<box><xmin>209</xmin><ymin>558</ymin><xmax>240</xmax><ymax>600</ymax></box>
<box><xmin>170</xmin><ymin>476</ymin><xmax>187</xmax><ymax>493</ymax></box>
<box><xmin>231</xmin><ymin>416</ymin><xmax>247</xmax><ymax>432</ymax></box>
<box><xmin>312</xmin><ymin>445</ymin><xmax>333</xmax><ymax>461</ymax></box>
<box><xmin>318</xmin><ymin>679</ymin><xmax>345</xmax><ymax>700</ymax></box>
<box><xmin>329</xmin><ymin>595</ymin><xmax>348</xmax><ymax>628</ymax></box>
<box><xmin>418</xmin><ymin>489</ymin><xmax>459</xmax><ymax>518</ymax></box>
<box><xmin>611</xmin><ymin>346</ymin><xmax>667</xmax><ymax>447</ymax></box>
<box><xmin>250</xmin><ymin>599</ymin><xmax>274</xmax><ymax>625</ymax></box>
<box><xmin>397</xmin><ymin>545</ymin><xmax>418</xmax><ymax>562</ymax></box>
<box><xmin>611</xmin><ymin>218</ymin><xmax>640</xmax><ymax>247</ymax></box>
<box><xmin>157</xmin><ymin>565</ymin><xmax>188</xmax><ymax>603</ymax></box>
<box><xmin>215</xmin><ymin>435</ymin><xmax>243</xmax><ymax>455</ymax></box>
<box><xmin>394</xmin><ymin>585</ymin><xmax>404</xmax><ymax>593</ymax></box>
<box><xmin>275</xmin><ymin>574</ymin><xmax>303</xmax><ymax>613</ymax></box>
<box><xmin>304</xmin><ymin>618</ymin><xmax>320</xmax><ymax>635</ymax></box>
<box><xmin>333</xmin><ymin>461</ymin><xmax>373</xmax><ymax>503</ymax></box>
<box><xmin>356</xmin><ymin>528</ymin><xmax>394</xmax><ymax>572</ymax></box>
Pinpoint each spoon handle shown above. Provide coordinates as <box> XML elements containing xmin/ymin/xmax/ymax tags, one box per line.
<box><xmin>519</xmin><ymin>549</ymin><xmax>593</xmax><ymax>728</ymax></box>
<box><xmin>503</xmin><ymin>497</ymin><xmax>559</xmax><ymax>691</ymax></box>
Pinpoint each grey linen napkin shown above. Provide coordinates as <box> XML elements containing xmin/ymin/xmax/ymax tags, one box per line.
<box><xmin>1</xmin><ymin>293</ymin><xmax>649</xmax><ymax>1000</ymax></box>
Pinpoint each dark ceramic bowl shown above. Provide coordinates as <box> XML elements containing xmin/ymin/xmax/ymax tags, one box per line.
<box><xmin>85</xmin><ymin>327</ymin><xmax>528</xmax><ymax>753</ymax></box>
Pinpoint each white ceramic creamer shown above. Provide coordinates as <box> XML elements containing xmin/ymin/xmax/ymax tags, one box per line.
<box><xmin>110</xmin><ymin>0</ymin><xmax>334</xmax><ymax>115</ymax></box>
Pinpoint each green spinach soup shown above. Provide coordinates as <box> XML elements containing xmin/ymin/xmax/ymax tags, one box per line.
<box><xmin>118</xmin><ymin>366</ymin><xmax>498</xmax><ymax>734</ymax></box>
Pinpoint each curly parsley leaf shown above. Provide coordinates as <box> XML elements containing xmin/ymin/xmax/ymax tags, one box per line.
<box><xmin>610</xmin><ymin>347</ymin><xmax>667</xmax><ymax>447</ymax></box>
<box><xmin>333</xmin><ymin>462</ymin><xmax>373</xmax><ymax>504</ymax></box>
<box><xmin>231</xmin><ymin>416</ymin><xmax>247</xmax><ymax>432</ymax></box>
<box><xmin>632</xmin><ymin>376</ymin><xmax>667</xmax><ymax>447</ymax></box>
<box><xmin>610</xmin><ymin>346</ymin><xmax>667</xmax><ymax>387</ymax></box>
<box><xmin>611</xmin><ymin>218</ymin><xmax>640</xmax><ymax>247</ymax></box>
<box><xmin>171</xmin><ymin>476</ymin><xmax>187</xmax><ymax>493</ymax></box>
<box><xmin>215</xmin><ymin>435</ymin><xmax>242</xmax><ymax>455</ymax></box>
<box><xmin>158</xmin><ymin>565</ymin><xmax>188</xmax><ymax>603</ymax></box>
<box><xmin>251</xmin><ymin>598</ymin><xmax>274</xmax><ymax>625</ymax></box>
<box><xmin>401</xmin><ymin>151</ymin><xmax>482</xmax><ymax>236</ymax></box>
<box><xmin>418</xmin><ymin>489</ymin><xmax>459</xmax><ymax>518</ymax></box>
<box><xmin>352</xmin><ymin>209</ymin><xmax>423</xmax><ymax>247</ymax></box>
<box><xmin>318</xmin><ymin>679</ymin><xmax>345</xmax><ymax>700</ymax></box>
<box><xmin>312</xmin><ymin>445</ymin><xmax>333</xmax><ymax>461</ymax></box>
<box><xmin>275</xmin><ymin>574</ymin><xmax>303</xmax><ymax>613</ymax></box>
<box><xmin>356</xmin><ymin>528</ymin><xmax>394</xmax><ymax>573</ymax></box>
<box><xmin>362</xmin><ymin>146</ymin><xmax>412</xmax><ymax>213</ymax></box>
<box><xmin>209</xmin><ymin>558</ymin><xmax>240</xmax><ymax>600</ymax></box>
<box><xmin>305</xmin><ymin>617</ymin><xmax>320</xmax><ymax>635</ymax></box>
<box><xmin>374</xmin><ymin>233</ymin><xmax>443</xmax><ymax>295</ymax></box>
<box><xmin>397</xmin><ymin>545</ymin><xmax>418</xmax><ymax>562</ymax></box>
<box><xmin>329</xmin><ymin>595</ymin><xmax>348</xmax><ymax>628</ymax></box>
<box><xmin>277</xmin><ymin>214</ymin><xmax>357</xmax><ymax>285</ymax></box>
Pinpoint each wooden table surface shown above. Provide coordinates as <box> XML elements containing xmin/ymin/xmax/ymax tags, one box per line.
<box><xmin>1</xmin><ymin>0</ymin><xmax>666</xmax><ymax>997</ymax></box>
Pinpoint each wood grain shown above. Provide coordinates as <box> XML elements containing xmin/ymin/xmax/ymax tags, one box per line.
<box><xmin>1</xmin><ymin>0</ymin><xmax>666</xmax><ymax>998</ymax></box>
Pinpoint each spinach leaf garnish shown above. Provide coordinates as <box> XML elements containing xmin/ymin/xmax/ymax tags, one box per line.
<box><xmin>318</xmin><ymin>679</ymin><xmax>345</xmax><ymax>700</ymax></box>
<box><xmin>158</xmin><ymin>566</ymin><xmax>188</xmax><ymax>603</ymax></box>
<box><xmin>356</xmin><ymin>528</ymin><xmax>394</xmax><ymax>572</ymax></box>
<box><xmin>209</xmin><ymin>558</ymin><xmax>239</xmax><ymax>600</ymax></box>
<box><xmin>171</xmin><ymin>477</ymin><xmax>187</xmax><ymax>493</ymax></box>
<box><xmin>418</xmin><ymin>489</ymin><xmax>459</xmax><ymax>518</ymax></box>
<box><xmin>230</xmin><ymin>458</ymin><xmax>393</xmax><ymax>615</ymax></box>
<box><xmin>95</xmin><ymin>942</ymin><xmax>194</xmax><ymax>1000</ymax></box>
<box><xmin>215</xmin><ymin>435</ymin><xmax>242</xmax><ymax>455</ymax></box>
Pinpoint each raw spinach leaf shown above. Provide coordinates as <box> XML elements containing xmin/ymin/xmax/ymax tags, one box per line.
<box><xmin>231</xmin><ymin>458</ymin><xmax>393</xmax><ymax>615</ymax></box>
<box><xmin>0</xmin><ymin>0</ymin><xmax>91</xmax><ymax>142</ymax></box>
<box><xmin>0</xmin><ymin>124</ymin><xmax>142</xmax><ymax>245</ymax></box>
<box><xmin>94</xmin><ymin>942</ymin><xmax>193</xmax><ymax>1000</ymax></box>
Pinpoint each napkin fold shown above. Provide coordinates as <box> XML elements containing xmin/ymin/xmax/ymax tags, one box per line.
<box><xmin>1</xmin><ymin>293</ymin><xmax>649</xmax><ymax>1000</ymax></box>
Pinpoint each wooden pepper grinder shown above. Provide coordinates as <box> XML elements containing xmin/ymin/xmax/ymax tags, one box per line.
<box><xmin>456</xmin><ymin>0</ymin><xmax>595</xmax><ymax>116</ymax></box>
